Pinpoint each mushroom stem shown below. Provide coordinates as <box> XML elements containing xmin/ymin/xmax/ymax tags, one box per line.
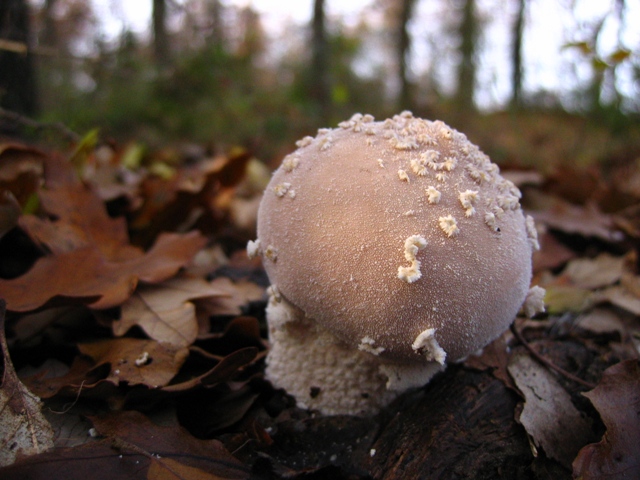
<box><xmin>265</xmin><ymin>293</ymin><xmax>443</xmax><ymax>416</ymax></box>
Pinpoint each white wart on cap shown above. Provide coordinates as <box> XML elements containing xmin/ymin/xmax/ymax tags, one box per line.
<box><xmin>252</xmin><ymin>112</ymin><xmax>544</xmax><ymax>415</ymax></box>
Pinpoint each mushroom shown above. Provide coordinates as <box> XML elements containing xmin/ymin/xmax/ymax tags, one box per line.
<box><xmin>251</xmin><ymin>112</ymin><xmax>545</xmax><ymax>416</ymax></box>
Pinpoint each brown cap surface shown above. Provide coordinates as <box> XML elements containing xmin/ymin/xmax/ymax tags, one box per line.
<box><xmin>257</xmin><ymin>113</ymin><xmax>535</xmax><ymax>363</ymax></box>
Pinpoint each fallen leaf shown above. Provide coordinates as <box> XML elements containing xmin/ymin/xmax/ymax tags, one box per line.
<box><xmin>0</xmin><ymin>230</ymin><xmax>207</xmax><ymax>312</ymax></box>
<box><xmin>527</xmin><ymin>190</ymin><xmax>623</xmax><ymax>242</ymax></box>
<box><xmin>78</xmin><ymin>338</ymin><xmax>189</xmax><ymax>388</ymax></box>
<box><xmin>0</xmin><ymin>143</ymin><xmax>45</xmax><ymax>207</ymax></box>
<box><xmin>0</xmin><ymin>191</ymin><xmax>21</xmax><ymax>238</ymax></box>
<box><xmin>575</xmin><ymin>308</ymin><xmax>626</xmax><ymax>338</ymax></box>
<box><xmin>114</xmin><ymin>275</ymin><xmax>225</xmax><ymax>347</ymax></box>
<box><xmin>90</xmin><ymin>411</ymin><xmax>250</xmax><ymax>479</ymax></box>
<box><xmin>0</xmin><ymin>300</ymin><xmax>54</xmax><ymax>466</ymax></box>
<box><xmin>200</xmin><ymin>277</ymin><xmax>265</xmax><ymax>317</ymax></box>
<box><xmin>542</xmin><ymin>284</ymin><xmax>593</xmax><ymax>314</ymax></box>
<box><xmin>593</xmin><ymin>285</ymin><xmax>640</xmax><ymax>316</ymax></box>
<box><xmin>162</xmin><ymin>346</ymin><xmax>258</xmax><ymax>392</ymax></box>
<box><xmin>562</xmin><ymin>253</ymin><xmax>625</xmax><ymax>289</ymax></box>
<box><xmin>0</xmin><ymin>411</ymin><xmax>251</xmax><ymax>479</ymax></box>
<box><xmin>508</xmin><ymin>351</ymin><xmax>592</xmax><ymax>468</ymax></box>
<box><xmin>573</xmin><ymin>360</ymin><xmax>640</xmax><ymax>479</ymax></box>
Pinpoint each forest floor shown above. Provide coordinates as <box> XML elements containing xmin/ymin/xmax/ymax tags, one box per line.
<box><xmin>0</xmin><ymin>117</ymin><xmax>639</xmax><ymax>479</ymax></box>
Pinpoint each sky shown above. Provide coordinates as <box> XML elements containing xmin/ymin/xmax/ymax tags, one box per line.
<box><xmin>88</xmin><ymin>0</ymin><xmax>638</xmax><ymax>110</ymax></box>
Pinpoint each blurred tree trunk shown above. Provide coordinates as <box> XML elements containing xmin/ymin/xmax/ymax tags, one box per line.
<box><xmin>311</xmin><ymin>0</ymin><xmax>329</xmax><ymax>122</ymax></box>
<box><xmin>208</xmin><ymin>0</ymin><xmax>224</xmax><ymax>49</ymax></box>
<box><xmin>40</xmin><ymin>0</ymin><xmax>58</xmax><ymax>48</ymax></box>
<box><xmin>510</xmin><ymin>0</ymin><xmax>525</xmax><ymax>108</ymax></box>
<box><xmin>397</xmin><ymin>0</ymin><xmax>416</xmax><ymax>111</ymax></box>
<box><xmin>0</xmin><ymin>0</ymin><xmax>38</xmax><ymax>117</ymax></box>
<box><xmin>455</xmin><ymin>0</ymin><xmax>477</xmax><ymax>110</ymax></box>
<box><xmin>152</xmin><ymin>0</ymin><xmax>170</xmax><ymax>69</ymax></box>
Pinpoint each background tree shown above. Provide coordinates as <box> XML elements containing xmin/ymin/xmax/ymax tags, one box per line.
<box><xmin>0</xmin><ymin>0</ymin><xmax>38</xmax><ymax>118</ymax></box>
<box><xmin>153</xmin><ymin>0</ymin><xmax>170</xmax><ymax>70</ymax></box>
<box><xmin>455</xmin><ymin>0</ymin><xmax>478</xmax><ymax>110</ymax></box>
<box><xmin>311</xmin><ymin>0</ymin><xmax>330</xmax><ymax>122</ymax></box>
<box><xmin>397</xmin><ymin>0</ymin><xmax>417</xmax><ymax>110</ymax></box>
<box><xmin>510</xmin><ymin>0</ymin><xmax>525</xmax><ymax>108</ymax></box>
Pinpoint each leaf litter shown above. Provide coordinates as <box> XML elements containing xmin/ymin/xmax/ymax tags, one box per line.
<box><xmin>0</xmin><ymin>136</ymin><xmax>639</xmax><ymax>479</ymax></box>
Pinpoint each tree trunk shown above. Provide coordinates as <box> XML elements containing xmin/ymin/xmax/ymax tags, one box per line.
<box><xmin>152</xmin><ymin>0</ymin><xmax>170</xmax><ymax>70</ymax></box>
<box><xmin>0</xmin><ymin>0</ymin><xmax>38</xmax><ymax>118</ymax></box>
<box><xmin>510</xmin><ymin>0</ymin><xmax>525</xmax><ymax>108</ymax></box>
<box><xmin>397</xmin><ymin>0</ymin><xmax>416</xmax><ymax>111</ymax></box>
<box><xmin>311</xmin><ymin>0</ymin><xmax>329</xmax><ymax>122</ymax></box>
<box><xmin>455</xmin><ymin>0</ymin><xmax>477</xmax><ymax>110</ymax></box>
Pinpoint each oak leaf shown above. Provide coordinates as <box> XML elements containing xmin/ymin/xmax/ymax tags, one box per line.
<box><xmin>573</xmin><ymin>360</ymin><xmax>640</xmax><ymax>479</ymax></box>
<box><xmin>0</xmin><ymin>300</ymin><xmax>54</xmax><ymax>466</ymax></box>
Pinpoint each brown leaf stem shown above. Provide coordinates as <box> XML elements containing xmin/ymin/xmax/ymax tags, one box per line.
<box><xmin>510</xmin><ymin>323</ymin><xmax>597</xmax><ymax>389</ymax></box>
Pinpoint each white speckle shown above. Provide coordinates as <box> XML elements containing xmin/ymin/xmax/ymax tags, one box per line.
<box><xmin>282</xmin><ymin>156</ymin><xmax>300</xmax><ymax>172</ymax></box>
<box><xmin>459</xmin><ymin>190</ymin><xmax>479</xmax><ymax>217</ymax></box>
<box><xmin>394</xmin><ymin>138</ymin><xmax>418</xmax><ymax>150</ymax></box>
<box><xmin>273</xmin><ymin>183</ymin><xmax>292</xmax><ymax>197</ymax></box>
<box><xmin>398</xmin><ymin>169</ymin><xmax>410</xmax><ymax>182</ymax></box>
<box><xmin>319</xmin><ymin>136</ymin><xmax>333</xmax><ymax>151</ymax></box>
<box><xmin>410</xmin><ymin>157</ymin><xmax>428</xmax><ymax>176</ymax></box>
<box><xmin>288</xmin><ymin>189</ymin><xmax>296</xmax><ymax>199</ymax></box>
<box><xmin>398</xmin><ymin>235</ymin><xmax>427</xmax><ymax>283</ymax></box>
<box><xmin>403</xmin><ymin>210</ymin><xmax>415</xmax><ymax>217</ymax></box>
<box><xmin>523</xmin><ymin>285</ymin><xmax>546</xmax><ymax>317</ymax></box>
<box><xmin>443</xmin><ymin>157</ymin><xmax>457</xmax><ymax>171</ymax></box>
<box><xmin>436</xmin><ymin>172</ymin><xmax>446</xmax><ymax>182</ymax></box>
<box><xmin>377</xmin><ymin>158</ymin><xmax>385</xmax><ymax>168</ymax></box>
<box><xmin>267</xmin><ymin>284</ymin><xmax>281</xmax><ymax>303</ymax></box>
<box><xmin>295</xmin><ymin>136</ymin><xmax>314</xmax><ymax>148</ymax></box>
<box><xmin>265</xmin><ymin>245</ymin><xmax>278</xmax><ymax>262</ymax></box>
<box><xmin>421</xmin><ymin>150</ymin><xmax>440</xmax><ymax>170</ymax></box>
<box><xmin>358</xmin><ymin>336</ymin><xmax>385</xmax><ymax>355</ymax></box>
<box><xmin>246</xmin><ymin>239</ymin><xmax>261</xmax><ymax>259</ymax></box>
<box><xmin>426</xmin><ymin>186</ymin><xmax>441</xmax><ymax>204</ymax></box>
<box><xmin>412</xmin><ymin>328</ymin><xmax>447</xmax><ymax>364</ymax></box>
<box><xmin>135</xmin><ymin>351</ymin><xmax>150</xmax><ymax>367</ymax></box>
<box><xmin>370</xmin><ymin>449</ymin><xmax>377</xmax><ymax>457</ymax></box>
<box><xmin>417</xmin><ymin>133</ymin><xmax>437</xmax><ymax>146</ymax></box>
<box><xmin>88</xmin><ymin>428</ymin><xmax>98</xmax><ymax>438</ymax></box>
<box><xmin>439</xmin><ymin>215</ymin><xmax>459</xmax><ymax>237</ymax></box>
<box><xmin>525</xmin><ymin>215</ymin><xmax>540</xmax><ymax>250</ymax></box>
<box><xmin>363</xmin><ymin>114</ymin><xmax>375</xmax><ymax>123</ymax></box>
<box><xmin>484</xmin><ymin>212</ymin><xmax>498</xmax><ymax>231</ymax></box>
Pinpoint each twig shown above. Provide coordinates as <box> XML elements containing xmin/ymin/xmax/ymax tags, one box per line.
<box><xmin>0</xmin><ymin>107</ymin><xmax>81</xmax><ymax>143</ymax></box>
<box><xmin>510</xmin><ymin>324</ymin><xmax>597</xmax><ymax>389</ymax></box>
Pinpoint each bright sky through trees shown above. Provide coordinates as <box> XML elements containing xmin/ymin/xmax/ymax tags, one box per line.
<box><xmin>88</xmin><ymin>0</ymin><xmax>638</xmax><ymax>110</ymax></box>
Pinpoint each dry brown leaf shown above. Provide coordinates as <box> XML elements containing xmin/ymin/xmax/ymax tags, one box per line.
<box><xmin>0</xmin><ymin>300</ymin><xmax>54</xmax><ymax>466</ymax></box>
<box><xmin>575</xmin><ymin>308</ymin><xmax>626</xmax><ymax>337</ymax></box>
<box><xmin>114</xmin><ymin>275</ymin><xmax>225</xmax><ymax>347</ymax></box>
<box><xmin>0</xmin><ymin>411</ymin><xmax>251</xmax><ymax>479</ymax></box>
<box><xmin>542</xmin><ymin>284</ymin><xmax>593</xmax><ymax>314</ymax></box>
<box><xmin>200</xmin><ymin>277</ymin><xmax>265</xmax><ymax>317</ymax></box>
<box><xmin>562</xmin><ymin>253</ymin><xmax>625</xmax><ymax>289</ymax></box>
<box><xmin>573</xmin><ymin>360</ymin><xmax>640</xmax><ymax>479</ymax></box>
<box><xmin>508</xmin><ymin>352</ymin><xmax>592</xmax><ymax>468</ymax></box>
<box><xmin>0</xmin><ymin>143</ymin><xmax>45</xmax><ymax>207</ymax></box>
<box><xmin>0</xmin><ymin>230</ymin><xmax>206</xmax><ymax>312</ymax></box>
<box><xmin>593</xmin><ymin>285</ymin><xmax>640</xmax><ymax>316</ymax></box>
<box><xmin>527</xmin><ymin>190</ymin><xmax>623</xmax><ymax>242</ymax></box>
<box><xmin>147</xmin><ymin>457</ymin><xmax>230</xmax><ymax>480</ymax></box>
<box><xmin>78</xmin><ymin>338</ymin><xmax>189</xmax><ymax>388</ymax></box>
<box><xmin>90</xmin><ymin>411</ymin><xmax>250</xmax><ymax>479</ymax></box>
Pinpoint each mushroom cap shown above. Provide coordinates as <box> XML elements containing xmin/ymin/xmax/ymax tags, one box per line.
<box><xmin>257</xmin><ymin>113</ymin><xmax>534</xmax><ymax>363</ymax></box>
